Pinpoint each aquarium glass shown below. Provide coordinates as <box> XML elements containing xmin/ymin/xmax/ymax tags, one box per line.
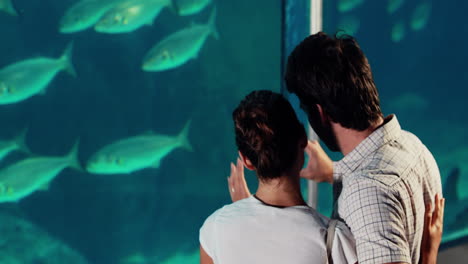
<box><xmin>0</xmin><ymin>0</ymin><xmax>282</xmax><ymax>263</ymax></box>
<box><xmin>321</xmin><ymin>0</ymin><xmax>468</xmax><ymax>246</ymax></box>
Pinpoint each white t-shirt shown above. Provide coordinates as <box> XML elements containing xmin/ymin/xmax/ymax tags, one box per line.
<box><xmin>200</xmin><ymin>196</ymin><xmax>357</xmax><ymax>264</ymax></box>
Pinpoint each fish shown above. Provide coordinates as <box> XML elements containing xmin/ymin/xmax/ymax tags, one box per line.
<box><xmin>387</xmin><ymin>0</ymin><xmax>404</xmax><ymax>14</ymax></box>
<box><xmin>391</xmin><ymin>20</ymin><xmax>406</xmax><ymax>43</ymax></box>
<box><xmin>94</xmin><ymin>0</ymin><xmax>171</xmax><ymax>34</ymax></box>
<box><xmin>441</xmin><ymin>168</ymin><xmax>468</xmax><ymax>242</ymax></box>
<box><xmin>87</xmin><ymin>120</ymin><xmax>192</xmax><ymax>174</ymax></box>
<box><xmin>174</xmin><ymin>0</ymin><xmax>211</xmax><ymax>16</ymax></box>
<box><xmin>0</xmin><ymin>141</ymin><xmax>80</xmax><ymax>203</ymax></box>
<box><xmin>0</xmin><ymin>0</ymin><xmax>17</xmax><ymax>16</ymax></box>
<box><xmin>59</xmin><ymin>0</ymin><xmax>122</xmax><ymax>33</ymax></box>
<box><xmin>410</xmin><ymin>2</ymin><xmax>431</xmax><ymax>31</ymax></box>
<box><xmin>0</xmin><ymin>128</ymin><xmax>30</xmax><ymax>163</ymax></box>
<box><xmin>0</xmin><ymin>43</ymin><xmax>75</xmax><ymax>105</ymax></box>
<box><xmin>142</xmin><ymin>7</ymin><xmax>218</xmax><ymax>72</ymax></box>
<box><xmin>337</xmin><ymin>0</ymin><xmax>364</xmax><ymax>13</ymax></box>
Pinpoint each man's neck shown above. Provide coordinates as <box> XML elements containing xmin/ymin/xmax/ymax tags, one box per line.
<box><xmin>333</xmin><ymin>117</ymin><xmax>385</xmax><ymax>156</ymax></box>
<box><xmin>255</xmin><ymin>174</ymin><xmax>306</xmax><ymax>207</ymax></box>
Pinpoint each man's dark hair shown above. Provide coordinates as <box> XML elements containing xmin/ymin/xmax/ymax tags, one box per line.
<box><xmin>285</xmin><ymin>32</ymin><xmax>383</xmax><ymax>131</ymax></box>
<box><xmin>233</xmin><ymin>90</ymin><xmax>306</xmax><ymax>180</ymax></box>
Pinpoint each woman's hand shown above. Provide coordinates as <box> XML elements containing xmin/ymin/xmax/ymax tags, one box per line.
<box><xmin>421</xmin><ymin>193</ymin><xmax>445</xmax><ymax>264</ymax></box>
<box><xmin>227</xmin><ymin>157</ymin><xmax>251</xmax><ymax>202</ymax></box>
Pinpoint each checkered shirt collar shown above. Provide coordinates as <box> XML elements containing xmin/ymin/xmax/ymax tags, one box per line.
<box><xmin>333</xmin><ymin>115</ymin><xmax>402</xmax><ymax>181</ymax></box>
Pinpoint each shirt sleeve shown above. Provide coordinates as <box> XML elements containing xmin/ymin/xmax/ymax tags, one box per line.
<box><xmin>332</xmin><ymin>221</ymin><xmax>358</xmax><ymax>264</ymax></box>
<box><xmin>340</xmin><ymin>177</ymin><xmax>411</xmax><ymax>264</ymax></box>
<box><xmin>199</xmin><ymin>212</ymin><xmax>218</xmax><ymax>260</ymax></box>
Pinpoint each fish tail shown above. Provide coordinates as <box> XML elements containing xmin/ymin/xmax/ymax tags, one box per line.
<box><xmin>178</xmin><ymin>119</ymin><xmax>193</xmax><ymax>152</ymax></box>
<box><xmin>60</xmin><ymin>42</ymin><xmax>77</xmax><ymax>77</ymax></box>
<box><xmin>207</xmin><ymin>7</ymin><xmax>219</xmax><ymax>40</ymax></box>
<box><xmin>14</xmin><ymin>127</ymin><xmax>32</xmax><ymax>155</ymax></box>
<box><xmin>66</xmin><ymin>139</ymin><xmax>82</xmax><ymax>171</ymax></box>
<box><xmin>0</xmin><ymin>0</ymin><xmax>18</xmax><ymax>16</ymax></box>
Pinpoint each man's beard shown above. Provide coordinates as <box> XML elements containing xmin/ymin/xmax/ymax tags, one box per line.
<box><xmin>307</xmin><ymin>109</ymin><xmax>340</xmax><ymax>152</ymax></box>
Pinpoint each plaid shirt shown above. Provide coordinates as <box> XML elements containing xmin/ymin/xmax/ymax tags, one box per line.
<box><xmin>332</xmin><ymin>115</ymin><xmax>442</xmax><ymax>264</ymax></box>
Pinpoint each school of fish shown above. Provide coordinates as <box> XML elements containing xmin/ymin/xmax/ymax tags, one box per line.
<box><xmin>0</xmin><ymin>0</ymin><xmax>433</xmax><ymax>203</ymax></box>
<box><xmin>0</xmin><ymin>0</ymin><xmax>211</xmax><ymax>203</ymax></box>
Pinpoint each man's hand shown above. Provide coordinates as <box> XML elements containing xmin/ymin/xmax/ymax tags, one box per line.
<box><xmin>421</xmin><ymin>193</ymin><xmax>445</xmax><ymax>264</ymax></box>
<box><xmin>300</xmin><ymin>140</ymin><xmax>334</xmax><ymax>183</ymax></box>
<box><xmin>227</xmin><ymin>158</ymin><xmax>251</xmax><ymax>202</ymax></box>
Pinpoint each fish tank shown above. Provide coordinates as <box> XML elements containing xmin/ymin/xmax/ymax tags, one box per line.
<box><xmin>0</xmin><ymin>0</ymin><xmax>464</xmax><ymax>263</ymax></box>
<box><xmin>318</xmin><ymin>0</ymin><xmax>468</xmax><ymax>249</ymax></box>
<box><xmin>0</xmin><ymin>0</ymin><xmax>283</xmax><ymax>263</ymax></box>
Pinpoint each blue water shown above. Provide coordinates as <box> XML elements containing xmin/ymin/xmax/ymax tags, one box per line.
<box><xmin>0</xmin><ymin>0</ymin><xmax>466</xmax><ymax>263</ymax></box>
<box><xmin>0</xmin><ymin>0</ymin><xmax>280</xmax><ymax>263</ymax></box>
<box><xmin>322</xmin><ymin>0</ymin><xmax>468</xmax><ymax>247</ymax></box>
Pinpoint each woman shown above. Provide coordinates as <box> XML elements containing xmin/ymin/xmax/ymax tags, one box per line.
<box><xmin>200</xmin><ymin>90</ymin><xmax>444</xmax><ymax>264</ymax></box>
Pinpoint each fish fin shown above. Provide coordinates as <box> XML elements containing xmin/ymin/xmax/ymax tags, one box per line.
<box><xmin>207</xmin><ymin>6</ymin><xmax>219</xmax><ymax>40</ymax></box>
<box><xmin>60</xmin><ymin>42</ymin><xmax>77</xmax><ymax>77</ymax></box>
<box><xmin>38</xmin><ymin>182</ymin><xmax>50</xmax><ymax>191</ymax></box>
<box><xmin>444</xmin><ymin>167</ymin><xmax>460</xmax><ymax>202</ymax></box>
<box><xmin>0</xmin><ymin>0</ymin><xmax>18</xmax><ymax>16</ymax></box>
<box><xmin>66</xmin><ymin>139</ymin><xmax>83</xmax><ymax>171</ymax></box>
<box><xmin>13</xmin><ymin>127</ymin><xmax>32</xmax><ymax>155</ymax></box>
<box><xmin>178</xmin><ymin>119</ymin><xmax>193</xmax><ymax>152</ymax></box>
<box><xmin>151</xmin><ymin>160</ymin><xmax>161</xmax><ymax>169</ymax></box>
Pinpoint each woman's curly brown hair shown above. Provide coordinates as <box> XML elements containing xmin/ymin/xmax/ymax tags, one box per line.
<box><xmin>233</xmin><ymin>90</ymin><xmax>306</xmax><ymax>180</ymax></box>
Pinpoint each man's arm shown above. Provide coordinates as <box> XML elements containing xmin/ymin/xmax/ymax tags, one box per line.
<box><xmin>200</xmin><ymin>245</ymin><xmax>214</xmax><ymax>264</ymax></box>
<box><xmin>346</xmin><ymin>186</ymin><xmax>445</xmax><ymax>264</ymax></box>
<box><xmin>340</xmin><ymin>178</ymin><xmax>412</xmax><ymax>264</ymax></box>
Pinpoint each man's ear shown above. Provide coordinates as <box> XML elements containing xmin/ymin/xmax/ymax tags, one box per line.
<box><xmin>238</xmin><ymin>151</ymin><xmax>255</xmax><ymax>171</ymax></box>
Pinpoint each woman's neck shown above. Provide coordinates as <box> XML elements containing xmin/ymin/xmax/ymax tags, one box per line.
<box><xmin>255</xmin><ymin>174</ymin><xmax>306</xmax><ymax>207</ymax></box>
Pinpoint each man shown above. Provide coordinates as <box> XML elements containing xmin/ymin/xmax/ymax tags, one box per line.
<box><xmin>230</xmin><ymin>32</ymin><xmax>442</xmax><ymax>264</ymax></box>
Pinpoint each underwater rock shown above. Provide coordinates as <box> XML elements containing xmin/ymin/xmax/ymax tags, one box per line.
<box><xmin>0</xmin><ymin>211</ymin><xmax>89</xmax><ymax>264</ymax></box>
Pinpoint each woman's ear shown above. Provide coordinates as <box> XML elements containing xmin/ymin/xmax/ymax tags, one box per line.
<box><xmin>316</xmin><ymin>104</ymin><xmax>328</xmax><ymax>125</ymax></box>
<box><xmin>238</xmin><ymin>151</ymin><xmax>255</xmax><ymax>171</ymax></box>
